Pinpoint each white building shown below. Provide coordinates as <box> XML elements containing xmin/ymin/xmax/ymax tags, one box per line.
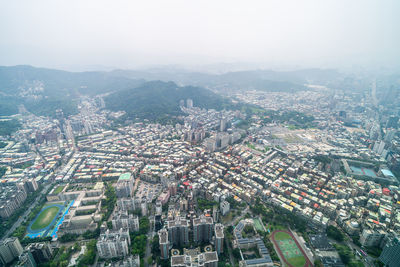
<box><xmin>97</xmin><ymin>228</ymin><xmax>131</xmax><ymax>259</ymax></box>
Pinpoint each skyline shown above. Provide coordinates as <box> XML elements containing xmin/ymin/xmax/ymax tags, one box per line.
<box><xmin>1</xmin><ymin>0</ymin><xmax>400</xmax><ymax>71</ymax></box>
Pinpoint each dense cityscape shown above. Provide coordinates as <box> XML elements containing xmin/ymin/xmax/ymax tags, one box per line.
<box><xmin>0</xmin><ymin>78</ymin><xmax>399</xmax><ymax>267</ymax></box>
<box><xmin>1</xmin><ymin>1</ymin><xmax>400</xmax><ymax>267</ymax></box>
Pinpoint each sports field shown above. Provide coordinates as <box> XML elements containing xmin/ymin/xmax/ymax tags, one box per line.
<box><xmin>271</xmin><ymin>230</ymin><xmax>311</xmax><ymax>267</ymax></box>
<box><xmin>30</xmin><ymin>206</ymin><xmax>60</xmax><ymax>230</ymax></box>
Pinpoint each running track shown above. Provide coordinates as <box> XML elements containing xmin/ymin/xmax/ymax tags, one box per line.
<box><xmin>270</xmin><ymin>230</ymin><xmax>313</xmax><ymax>267</ymax></box>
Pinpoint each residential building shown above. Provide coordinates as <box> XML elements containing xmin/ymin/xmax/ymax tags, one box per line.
<box><xmin>380</xmin><ymin>236</ymin><xmax>400</xmax><ymax>267</ymax></box>
<box><xmin>214</xmin><ymin>224</ymin><xmax>224</xmax><ymax>255</ymax></box>
<box><xmin>97</xmin><ymin>228</ymin><xmax>131</xmax><ymax>259</ymax></box>
<box><xmin>112</xmin><ymin>210</ymin><xmax>139</xmax><ymax>232</ymax></box>
<box><xmin>0</xmin><ymin>237</ymin><xmax>24</xmax><ymax>265</ymax></box>
<box><xmin>193</xmin><ymin>215</ymin><xmax>214</xmax><ymax>243</ymax></box>
<box><xmin>167</xmin><ymin>217</ymin><xmax>189</xmax><ymax>246</ymax></box>
<box><xmin>159</xmin><ymin>228</ymin><xmax>170</xmax><ymax>260</ymax></box>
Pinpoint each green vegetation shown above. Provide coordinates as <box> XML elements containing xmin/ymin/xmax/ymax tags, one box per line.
<box><xmin>24</xmin><ymin>97</ymin><xmax>78</xmax><ymax>117</ymax></box>
<box><xmin>105</xmin><ymin>81</ymin><xmax>244</xmax><ymax>123</ymax></box>
<box><xmin>2</xmin><ymin>185</ymin><xmax>44</xmax><ymax>240</ymax></box>
<box><xmin>314</xmin><ymin>155</ymin><xmax>332</xmax><ymax>164</ymax></box>
<box><xmin>242</xmin><ymin>225</ymin><xmax>255</xmax><ymax>238</ymax></box>
<box><xmin>366</xmin><ymin>246</ymin><xmax>382</xmax><ymax>258</ymax></box>
<box><xmin>288</xmin><ymin>256</ymin><xmax>306</xmax><ymax>267</ymax></box>
<box><xmin>0</xmin><ymin>141</ymin><xmax>7</xmax><ymax>148</ymax></box>
<box><xmin>327</xmin><ymin>225</ymin><xmax>344</xmax><ymax>242</ymax></box>
<box><xmin>59</xmin><ymin>233</ymin><xmax>80</xmax><ymax>243</ymax></box>
<box><xmin>30</xmin><ymin>206</ymin><xmax>60</xmax><ymax>230</ymax></box>
<box><xmin>40</xmin><ymin>245</ymin><xmax>76</xmax><ymax>267</ymax></box>
<box><xmin>53</xmin><ymin>185</ymin><xmax>65</xmax><ymax>194</ymax></box>
<box><xmin>334</xmin><ymin>244</ymin><xmax>365</xmax><ymax>266</ymax></box>
<box><xmin>274</xmin><ymin>231</ymin><xmax>291</xmax><ymax>241</ymax></box>
<box><xmin>15</xmin><ymin>161</ymin><xmax>34</xmax><ymax>169</ymax></box>
<box><xmin>197</xmin><ymin>198</ymin><xmax>218</xmax><ymax>211</ymax></box>
<box><xmin>262</xmin><ymin>110</ymin><xmax>316</xmax><ymax>129</ymax></box>
<box><xmin>77</xmin><ymin>240</ymin><xmax>97</xmax><ymax>267</ymax></box>
<box><xmin>102</xmin><ymin>183</ymin><xmax>116</xmax><ymax>221</ymax></box>
<box><xmin>139</xmin><ymin>216</ymin><xmax>150</xmax><ymax>234</ymax></box>
<box><xmin>0</xmin><ymin>119</ymin><xmax>21</xmax><ymax>136</ymax></box>
<box><xmin>131</xmin><ymin>234</ymin><xmax>147</xmax><ymax>258</ymax></box>
<box><xmin>0</xmin><ymin>166</ymin><xmax>7</xmax><ymax>178</ymax></box>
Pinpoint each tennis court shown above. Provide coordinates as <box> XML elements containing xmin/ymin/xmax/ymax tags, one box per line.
<box><xmin>253</xmin><ymin>218</ymin><xmax>264</xmax><ymax>232</ymax></box>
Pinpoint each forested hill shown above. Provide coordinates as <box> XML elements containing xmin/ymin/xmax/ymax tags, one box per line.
<box><xmin>0</xmin><ymin>65</ymin><xmax>144</xmax><ymax>116</ymax></box>
<box><xmin>105</xmin><ymin>81</ymin><xmax>237</xmax><ymax>122</ymax></box>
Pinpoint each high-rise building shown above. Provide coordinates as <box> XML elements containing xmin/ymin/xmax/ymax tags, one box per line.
<box><xmin>117</xmin><ymin>198</ymin><xmax>136</xmax><ymax>212</ymax></box>
<box><xmin>56</xmin><ymin>109</ymin><xmax>65</xmax><ymax>134</ymax></box>
<box><xmin>115</xmin><ymin>173</ymin><xmax>134</xmax><ymax>198</ymax></box>
<box><xmin>112</xmin><ymin>210</ymin><xmax>139</xmax><ymax>232</ymax></box>
<box><xmin>167</xmin><ymin>217</ymin><xmax>189</xmax><ymax>246</ymax></box>
<box><xmin>386</xmin><ymin>116</ymin><xmax>399</xmax><ymax>129</ymax></box>
<box><xmin>214</xmin><ymin>224</ymin><xmax>224</xmax><ymax>255</ymax></box>
<box><xmin>193</xmin><ymin>215</ymin><xmax>214</xmax><ymax>243</ymax></box>
<box><xmin>17</xmin><ymin>251</ymin><xmax>37</xmax><ymax>267</ymax></box>
<box><xmin>26</xmin><ymin>243</ymin><xmax>53</xmax><ymax>264</ymax></box>
<box><xmin>187</xmin><ymin>99</ymin><xmax>193</xmax><ymax>109</ymax></box>
<box><xmin>0</xmin><ymin>237</ymin><xmax>24</xmax><ymax>265</ymax></box>
<box><xmin>384</xmin><ymin>129</ymin><xmax>397</xmax><ymax>143</ymax></box>
<box><xmin>159</xmin><ymin>228</ymin><xmax>170</xmax><ymax>260</ymax></box>
<box><xmin>171</xmin><ymin>250</ymin><xmax>218</xmax><ymax>267</ymax></box>
<box><xmin>220</xmin><ymin>201</ymin><xmax>230</xmax><ymax>216</ymax></box>
<box><xmin>141</xmin><ymin>200</ymin><xmax>148</xmax><ymax>216</ymax></box>
<box><xmin>220</xmin><ymin>118</ymin><xmax>227</xmax><ymax>132</ymax></box>
<box><xmin>380</xmin><ymin>236</ymin><xmax>400</xmax><ymax>267</ymax></box>
<box><xmin>97</xmin><ymin>228</ymin><xmax>131</xmax><ymax>259</ymax></box>
<box><xmin>360</xmin><ymin>229</ymin><xmax>386</xmax><ymax>247</ymax></box>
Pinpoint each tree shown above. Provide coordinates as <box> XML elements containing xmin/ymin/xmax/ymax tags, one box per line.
<box><xmin>327</xmin><ymin>225</ymin><xmax>344</xmax><ymax>242</ymax></box>
<box><xmin>139</xmin><ymin>217</ymin><xmax>150</xmax><ymax>234</ymax></box>
<box><xmin>232</xmin><ymin>248</ymin><xmax>241</xmax><ymax>259</ymax></box>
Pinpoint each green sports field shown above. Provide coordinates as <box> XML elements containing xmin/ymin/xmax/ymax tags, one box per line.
<box><xmin>253</xmin><ymin>218</ymin><xmax>264</xmax><ymax>231</ymax></box>
<box><xmin>274</xmin><ymin>231</ymin><xmax>306</xmax><ymax>267</ymax></box>
<box><xmin>30</xmin><ymin>206</ymin><xmax>60</xmax><ymax>230</ymax></box>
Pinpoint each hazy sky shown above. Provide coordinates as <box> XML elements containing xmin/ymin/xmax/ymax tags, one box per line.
<box><xmin>0</xmin><ymin>0</ymin><xmax>399</xmax><ymax>71</ymax></box>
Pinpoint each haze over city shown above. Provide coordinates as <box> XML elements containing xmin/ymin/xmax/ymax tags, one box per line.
<box><xmin>1</xmin><ymin>0</ymin><xmax>400</xmax><ymax>71</ymax></box>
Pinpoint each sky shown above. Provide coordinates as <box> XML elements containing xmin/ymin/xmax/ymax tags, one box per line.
<box><xmin>0</xmin><ymin>0</ymin><xmax>399</xmax><ymax>71</ymax></box>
